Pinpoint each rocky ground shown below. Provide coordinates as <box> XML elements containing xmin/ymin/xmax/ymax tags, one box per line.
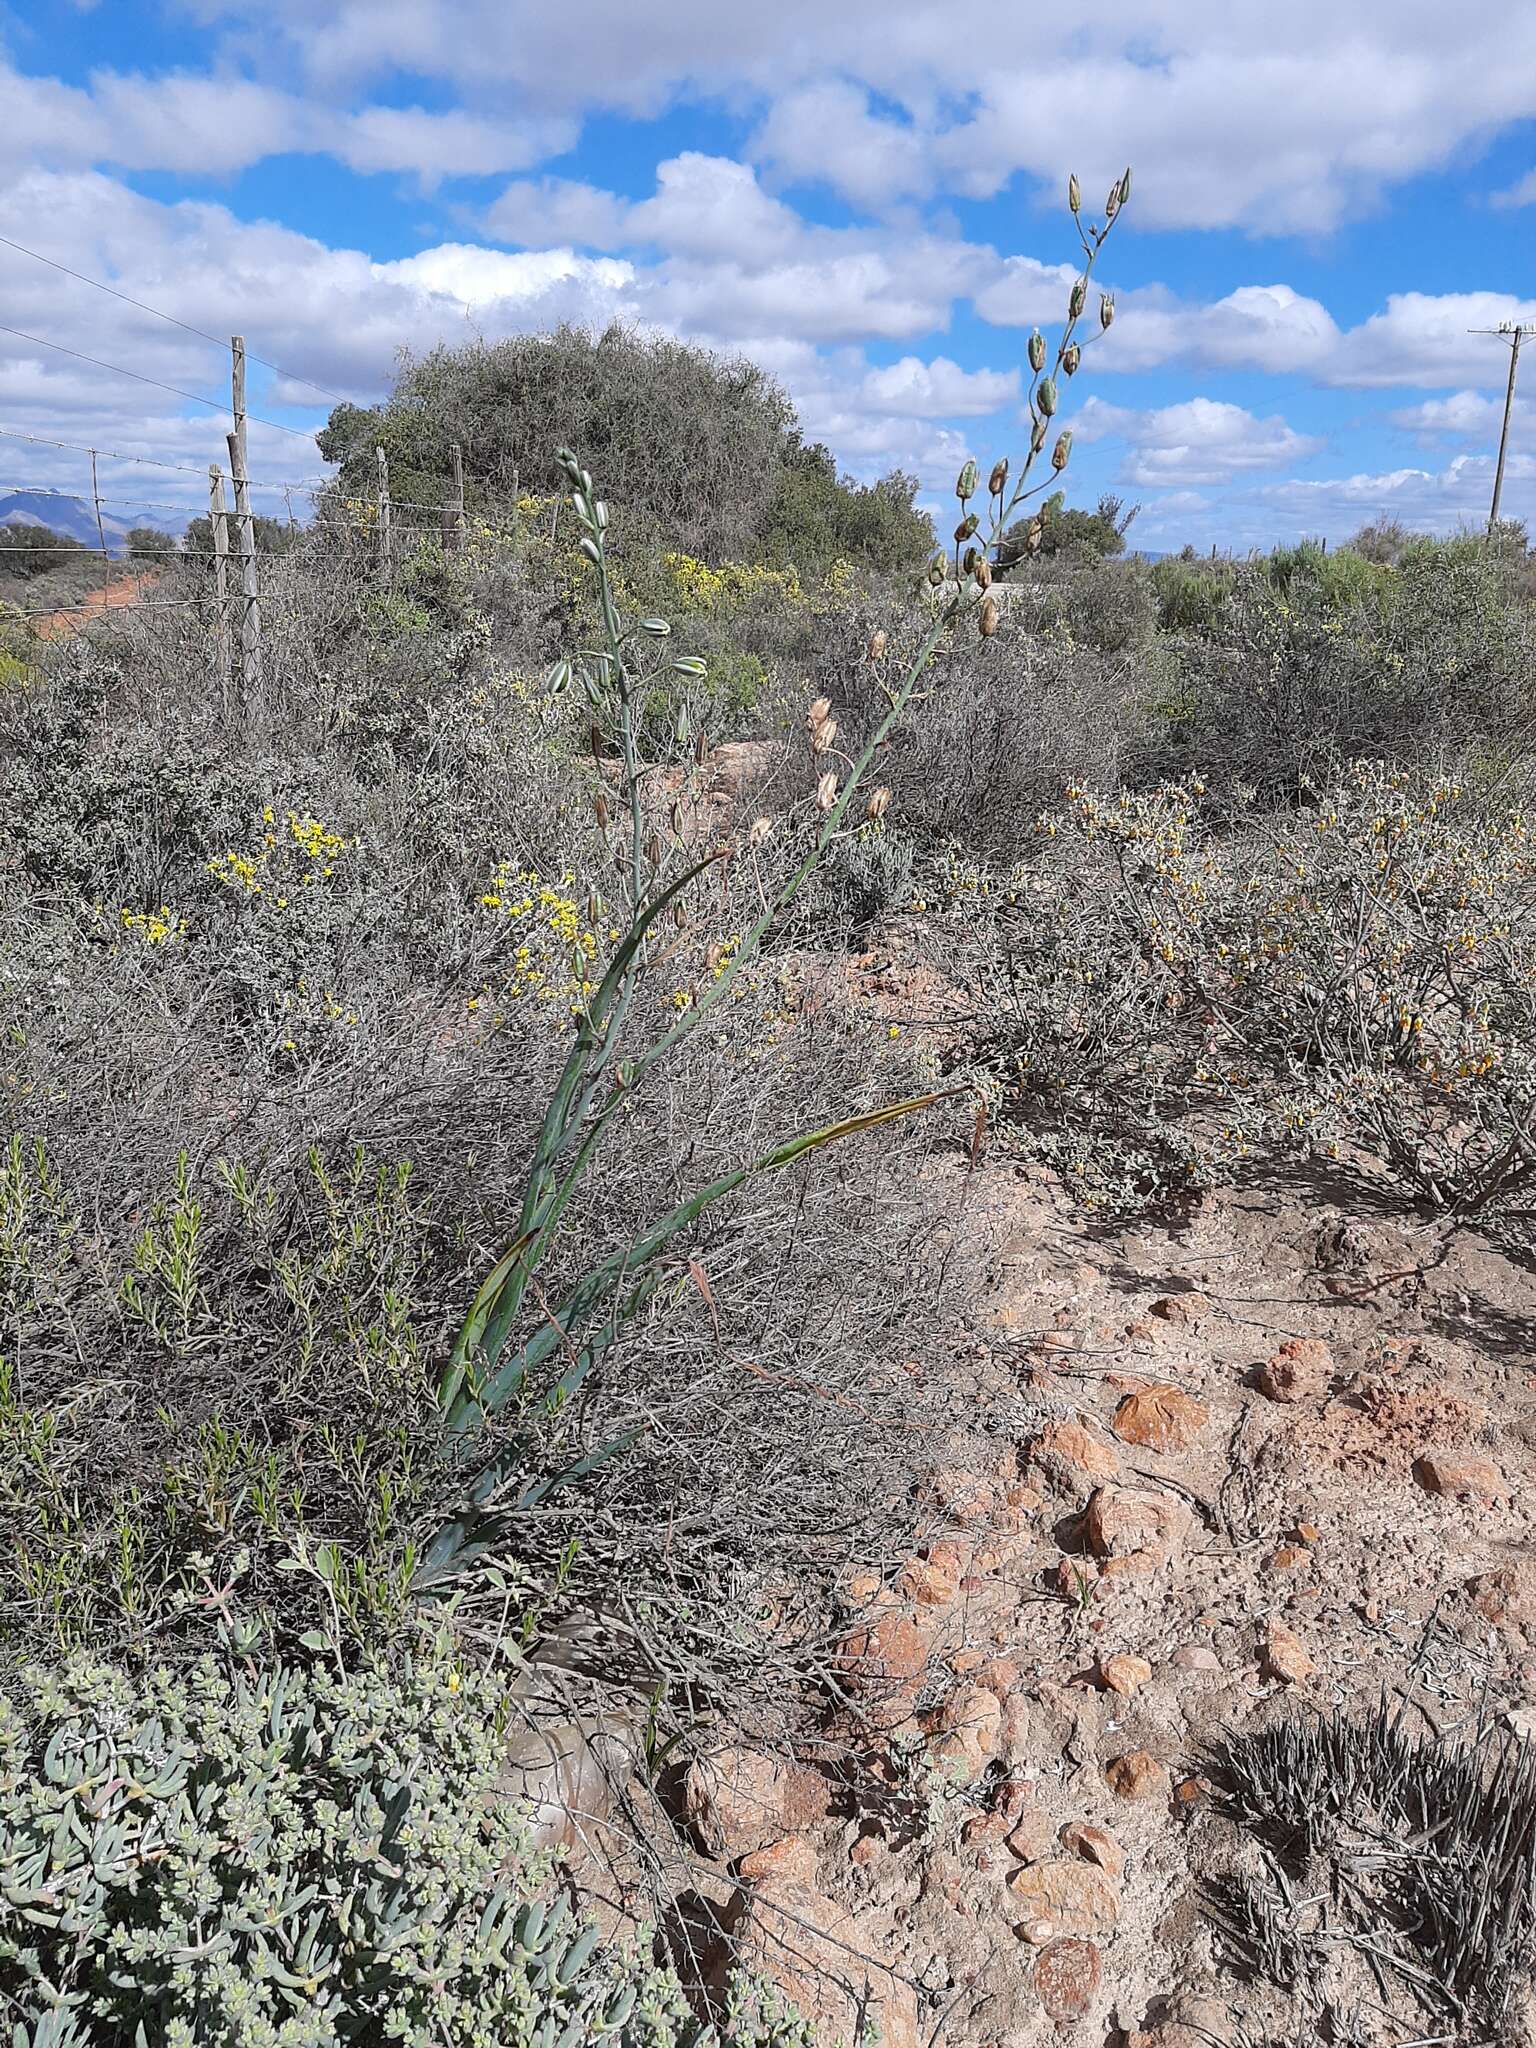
<box><xmin>655</xmin><ymin>1147</ymin><xmax>1536</xmax><ymax>2048</ymax></box>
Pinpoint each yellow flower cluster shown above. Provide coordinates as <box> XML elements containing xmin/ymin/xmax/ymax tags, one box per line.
<box><xmin>118</xmin><ymin>904</ymin><xmax>185</xmax><ymax>947</ymax></box>
<box><xmin>208</xmin><ymin>808</ymin><xmax>355</xmax><ymax>899</ymax></box>
<box><xmin>471</xmin><ymin>864</ymin><xmax>615</xmax><ymax>1023</ymax></box>
<box><xmin>662</xmin><ymin>552</ymin><xmax>803</xmax><ymax>613</ymax></box>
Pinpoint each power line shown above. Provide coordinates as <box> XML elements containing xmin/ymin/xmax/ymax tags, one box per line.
<box><xmin>0</xmin><ymin>323</ymin><xmax>320</xmax><ymax>439</ymax></box>
<box><xmin>0</xmin><ymin>229</ymin><xmax>357</xmax><ymax>408</ymax></box>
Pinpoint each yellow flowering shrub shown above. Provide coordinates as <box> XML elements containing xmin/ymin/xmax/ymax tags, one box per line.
<box><xmin>207</xmin><ymin>806</ymin><xmax>354</xmax><ymax>903</ymax></box>
<box><xmin>468</xmin><ymin>864</ymin><xmax>611</xmax><ymax>1024</ymax></box>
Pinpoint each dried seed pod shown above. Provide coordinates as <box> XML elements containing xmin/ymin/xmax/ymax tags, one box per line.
<box><xmin>865</xmin><ymin>785</ymin><xmax>892</xmax><ymax>821</ymax></box>
<box><xmin>1026</xmin><ymin>517</ymin><xmax>1045</xmax><ymax>554</ymax></box>
<box><xmin>955</xmin><ymin>459</ymin><xmax>979</xmax><ymax>501</ymax></box>
<box><xmin>1105</xmin><ymin>180</ymin><xmax>1121</xmax><ymax>220</ymax></box>
<box><xmin>705</xmin><ymin>942</ymin><xmax>727</xmax><ymax>973</ymax></box>
<box><xmin>671</xmin><ymin>902</ymin><xmax>688</xmax><ymax>931</ymax></box>
<box><xmin>954</xmin><ymin>512</ymin><xmax>979</xmax><ymax>541</ymax></box>
<box><xmin>962</xmin><ymin>546</ymin><xmax>979</xmax><ymax>575</ymax></box>
<box><xmin>645</xmin><ymin>832</ymin><xmax>663</xmax><ymax>869</ymax></box>
<box><xmin>867</xmin><ymin>628</ymin><xmax>888</xmax><ymax>662</ymax></box>
<box><xmin>1062</xmin><ymin>343</ymin><xmax>1081</xmax><ymax>376</ymax></box>
<box><xmin>1069</xmin><ymin>278</ymin><xmax>1087</xmax><ymax>319</ymax></box>
<box><xmin>1028</xmin><ymin>329</ymin><xmax>1046</xmax><ymax>373</ymax></box>
<box><xmin>988</xmin><ymin>458</ymin><xmax>1009</xmax><ymax>496</ymax></box>
<box><xmin>816</xmin><ymin>771</ymin><xmax>838</xmax><ymax>812</ymax></box>
<box><xmin>927</xmin><ymin>558</ymin><xmax>946</xmax><ymax>587</ymax></box>
<box><xmin>1052</xmin><ymin>429</ymin><xmax>1074</xmax><ymax>473</ymax></box>
<box><xmin>593</xmin><ymin>791</ymin><xmax>610</xmax><ymax>830</ymax></box>
<box><xmin>810</xmin><ymin>716</ymin><xmax>838</xmax><ymax>754</ymax></box>
<box><xmin>748</xmin><ymin>816</ymin><xmax>774</xmax><ymax>848</ymax></box>
<box><xmin>974</xmin><ymin>556</ymin><xmax>993</xmax><ymax>590</ymax></box>
<box><xmin>806</xmin><ymin>695</ymin><xmax>832</xmax><ymax>728</ymax></box>
<box><xmin>694</xmin><ymin>730</ymin><xmax>709</xmax><ymax>766</ymax></box>
<box><xmin>668</xmin><ymin>800</ymin><xmax>683</xmax><ymax>837</ymax></box>
<box><xmin>1031</xmin><ymin>418</ymin><xmax>1049</xmax><ymax>454</ymax></box>
<box><xmin>979</xmin><ymin>594</ymin><xmax>1000</xmax><ymax>638</ymax></box>
<box><xmin>1099</xmin><ymin>294</ymin><xmax>1115</xmax><ymax>332</ymax></box>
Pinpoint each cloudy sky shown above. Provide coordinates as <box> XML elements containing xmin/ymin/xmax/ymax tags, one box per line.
<box><xmin>4</xmin><ymin>0</ymin><xmax>1535</xmax><ymax>549</ymax></box>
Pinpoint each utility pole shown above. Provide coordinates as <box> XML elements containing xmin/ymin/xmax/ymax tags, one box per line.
<box><xmin>1471</xmin><ymin>322</ymin><xmax>1534</xmax><ymax>535</ymax></box>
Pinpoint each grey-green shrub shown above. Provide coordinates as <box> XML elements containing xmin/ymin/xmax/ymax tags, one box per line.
<box><xmin>0</xmin><ymin>1657</ymin><xmax>811</xmax><ymax>2048</ymax></box>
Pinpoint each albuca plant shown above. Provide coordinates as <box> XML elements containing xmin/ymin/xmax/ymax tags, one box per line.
<box><xmin>0</xmin><ymin>1658</ymin><xmax>814</xmax><ymax>2048</ymax></box>
<box><xmin>423</xmin><ymin>171</ymin><xmax>1133</xmax><ymax>1585</ymax></box>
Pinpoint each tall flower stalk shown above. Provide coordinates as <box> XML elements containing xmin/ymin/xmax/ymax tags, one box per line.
<box><xmin>420</xmin><ymin>170</ymin><xmax>1132</xmax><ymax>1586</ymax></box>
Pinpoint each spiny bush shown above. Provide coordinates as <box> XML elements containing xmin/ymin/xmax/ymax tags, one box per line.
<box><xmin>953</xmin><ymin>762</ymin><xmax>1536</xmax><ymax>1217</ymax></box>
<box><xmin>0</xmin><ymin>1657</ymin><xmax>813</xmax><ymax>2048</ymax></box>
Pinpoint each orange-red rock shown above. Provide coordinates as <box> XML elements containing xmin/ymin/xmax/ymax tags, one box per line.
<box><xmin>1059</xmin><ymin>1821</ymin><xmax>1127</xmax><ymax>1882</ymax></box>
<box><xmin>836</xmin><ymin>1610</ymin><xmax>928</xmax><ymax>1692</ymax></box>
<box><xmin>1035</xmin><ymin>1937</ymin><xmax>1103</xmax><ymax>2021</ymax></box>
<box><xmin>1263</xmin><ymin>1621</ymin><xmax>1314</xmax><ymax>1684</ymax></box>
<box><xmin>1008</xmin><ymin>1857</ymin><xmax>1120</xmax><ymax>1936</ymax></box>
<box><xmin>1104</xmin><ymin>1750</ymin><xmax>1171</xmax><ymax>1802</ymax></box>
<box><xmin>1085</xmin><ymin>1486</ymin><xmax>1190</xmax><ymax>1565</ymax></box>
<box><xmin>1113</xmin><ymin>1384</ymin><xmax>1211</xmax><ymax>1452</ymax></box>
<box><xmin>1256</xmin><ymin>1336</ymin><xmax>1332</xmax><ymax>1403</ymax></box>
<box><xmin>1415</xmin><ymin>1453</ymin><xmax>1510</xmax><ymax>1501</ymax></box>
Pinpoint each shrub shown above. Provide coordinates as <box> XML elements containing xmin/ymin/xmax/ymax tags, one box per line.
<box><xmin>124</xmin><ymin>525</ymin><xmax>177</xmax><ymax>563</ymax></box>
<box><xmin>0</xmin><ymin>1656</ymin><xmax>810</xmax><ymax>2047</ymax></box>
<box><xmin>958</xmin><ymin>764</ymin><xmax>1536</xmax><ymax>1217</ymax></box>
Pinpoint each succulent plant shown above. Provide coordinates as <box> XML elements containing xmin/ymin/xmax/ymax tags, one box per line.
<box><xmin>0</xmin><ymin>1659</ymin><xmax>815</xmax><ymax>2047</ymax></box>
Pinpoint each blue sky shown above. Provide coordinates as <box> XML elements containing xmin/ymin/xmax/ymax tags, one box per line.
<box><xmin>2</xmin><ymin>0</ymin><xmax>1533</xmax><ymax>549</ymax></box>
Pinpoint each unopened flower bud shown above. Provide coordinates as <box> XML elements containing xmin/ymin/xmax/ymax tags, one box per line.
<box><xmin>1068</xmin><ymin>173</ymin><xmax>1081</xmax><ymax>214</ymax></box>
<box><xmin>978</xmin><ymin>594</ymin><xmax>1000</xmax><ymax>638</ymax></box>
<box><xmin>748</xmin><ymin>815</ymin><xmax>774</xmax><ymax>848</ymax></box>
<box><xmin>816</xmin><ymin>771</ymin><xmax>838</xmax><ymax>813</ymax></box>
<box><xmin>988</xmin><ymin>458</ymin><xmax>1009</xmax><ymax>496</ymax></box>
<box><xmin>810</xmin><ymin>716</ymin><xmax>837</xmax><ymax>754</ymax></box>
<box><xmin>865</xmin><ymin>785</ymin><xmax>892</xmax><ymax>821</ymax></box>
<box><xmin>1062</xmin><ymin>343</ymin><xmax>1081</xmax><ymax>376</ymax></box>
<box><xmin>867</xmin><ymin>629</ymin><xmax>887</xmax><ymax>662</ymax></box>
<box><xmin>1069</xmin><ymin>279</ymin><xmax>1087</xmax><ymax>319</ymax></box>
<box><xmin>955</xmin><ymin>459</ymin><xmax>978</xmax><ymax>501</ymax></box>
<box><xmin>1099</xmin><ymin>294</ymin><xmax>1115</xmax><ymax>332</ymax></box>
<box><xmin>1037</xmin><ymin>377</ymin><xmax>1058</xmax><ymax>419</ymax></box>
<box><xmin>1028</xmin><ymin>330</ymin><xmax>1046</xmax><ymax>373</ymax></box>
<box><xmin>1051</xmin><ymin>429</ymin><xmax>1073</xmax><ymax>472</ymax></box>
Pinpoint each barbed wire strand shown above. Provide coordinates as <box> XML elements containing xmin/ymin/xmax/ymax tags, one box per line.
<box><xmin>0</xmin><ymin>230</ymin><xmax>357</xmax><ymax>407</ymax></box>
<box><xmin>0</xmin><ymin>324</ymin><xmax>320</xmax><ymax>440</ymax></box>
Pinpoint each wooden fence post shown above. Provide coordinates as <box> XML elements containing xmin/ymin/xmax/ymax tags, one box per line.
<box><xmin>209</xmin><ymin>462</ymin><xmax>233</xmax><ymax>714</ymax></box>
<box><xmin>376</xmin><ymin>445</ymin><xmax>393</xmax><ymax>575</ymax></box>
<box><xmin>228</xmin><ymin>333</ymin><xmax>262</xmax><ymax>694</ymax></box>
<box><xmin>448</xmin><ymin>441</ymin><xmax>466</xmax><ymax>551</ymax></box>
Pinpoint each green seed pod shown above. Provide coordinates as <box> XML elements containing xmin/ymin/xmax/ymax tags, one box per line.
<box><xmin>1037</xmin><ymin>377</ymin><xmax>1058</xmax><ymax>419</ymax></box>
<box><xmin>1069</xmin><ymin>278</ymin><xmax>1087</xmax><ymax>320</ymax></box>
<box><xmin>962</xmin><ymin>545</ymin><xmax>979</xmax><ymax>575</ymax></box>
<box><xmin>1118</xmin><ymin>166</ymin><xmax>1133</xmax><ymax>206</ymax></box>
<box><xmin>1028</xmin><ymin>329</ymin><xmax>1046</xmax><ymax>373</ymax></box>
<box><xmin>927</xmin><ymin>557</ymin><xmax>946</xmax><ymax>587</ymax></box>
<box><xmin>1062</xmin><ymin>343</ymin><xmax>1081</xmax><ymax>376</ymax></box>
<box><xmin>1099</xmin><ymin>293</ymin><xmax>1115</xmax><ymax>332</ymax></box>
<box><xmin>1068</xmin><ymin>173</ymin><xmax>1081</xmax><ymax>214</ymax></box>
<box><xmin>955</xmin><ymin>459</ymin><xmax>978</xmax><ymax>501</ymax></box>
<box><xmin>1052</xmin><ymin>429</ymin><xmax>1073</xmax><ymax>472</ymax></box>
<box><xmin>988</xmin><ymin>458</ymin><xmax>1009</xmax><ymax>496</ymax></box>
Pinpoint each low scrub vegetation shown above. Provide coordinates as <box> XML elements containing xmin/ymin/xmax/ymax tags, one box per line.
<box><xmin>5</xmin><ymin>169</ymin><xmax>1536</xmax><ymax>2042</ymax></box>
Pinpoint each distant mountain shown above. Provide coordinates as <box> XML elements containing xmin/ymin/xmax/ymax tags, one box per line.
<box><xmin>0</xmin><ymin>492</ymin><xmax>191</xmax><ymax>555</ymax></box>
